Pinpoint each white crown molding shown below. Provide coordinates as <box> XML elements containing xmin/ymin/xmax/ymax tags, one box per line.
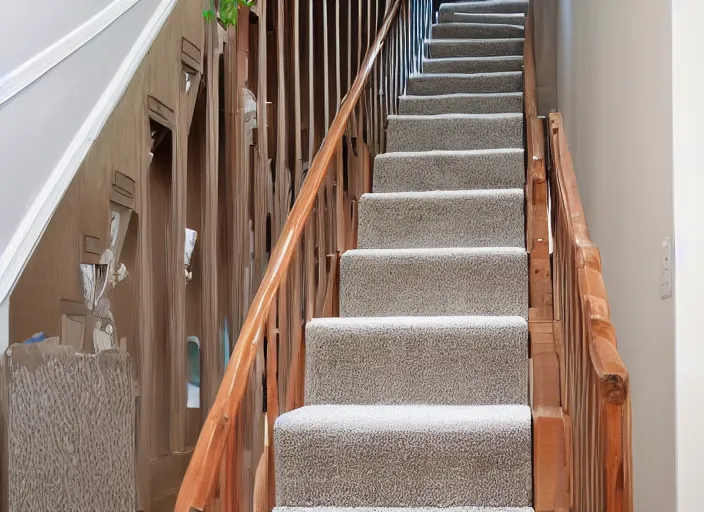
<box><xmin>0</xmin><ymin>0</ymin><xmax>177</xmax><ymax>304</ymax></box>
<box><xmin>0</xmin><ymin>0</ymin><xmax>144</xmax><ymax>106</ymax></box>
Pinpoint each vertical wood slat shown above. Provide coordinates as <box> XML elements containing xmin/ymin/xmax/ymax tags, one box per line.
<box><xmin>549</xmin><ymin>112</ymin><xmax>632</xmax><ymax>512</ymax></box>
<box><xmin>175</xmin><ymin>2</ymin><xmax>428</xmax><ymax>511</ymax></box>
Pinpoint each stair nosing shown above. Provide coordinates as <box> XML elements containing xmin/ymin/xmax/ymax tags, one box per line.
<box><xmin>377</xmin><ymin>147</ymin><xmax>524</xmax><ymax>154</ymax></box>
<box><xmin>360</xmin><ymin>188</ymin><xmax>524</xmax><ymax>200</ymax></box>
<box><xmin>308</xmin><ymin>314</ymin><xmax>528</xmax><ymax>327</ymax></box>
<box><xmin>410</xmin><ymin>71</ymin><xmax>522</xmax><ymax>78</ymax></box>
<box><xmin>426</xmin><ymin>37</ymin><xmax>525</xmax><ymax>43</ymax></box>
<box><xmin>401</xmin><ymin>92</ymin><xmax>524</xmax><ymax>100</ymax></box>
<box><xmin>423</xmin><ymin>55</ymin><xmax>524</xmax><ymax>62</ymax></box>
<box><xmin>388</xmin><ymin>112</ymin><xmax>523</xmax><ymax>120</ymax></box>
<box><xmin>344</xmin><ymin>246</ymin><xmax>527</xmax><ymax>257</ymax></box>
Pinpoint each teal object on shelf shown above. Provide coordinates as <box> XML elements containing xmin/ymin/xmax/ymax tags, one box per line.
<box><xmin>223</xmin><ymin>318</ymin><xmax>230</xmax><ymax>367</ymax></box>
<box><xmin>187</xmin><ymin>336</ymin><xmax>200</xmax><ymax>387</ymax></box>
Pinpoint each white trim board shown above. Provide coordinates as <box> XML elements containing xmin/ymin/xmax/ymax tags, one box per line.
<box><xmin>0</xmin><ymin>0</ymin><xmax>142</xmax><ymax>106</ymax></box>
<box><xmin>0</xmin><ymin>0</ymin><xmax>178</xmax><ymax>304</ymax></box>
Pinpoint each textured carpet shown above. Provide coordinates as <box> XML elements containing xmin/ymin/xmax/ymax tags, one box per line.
<box><xmin>275</xmin><ymin>405</ymin><xmax>532</xmax><ymax>507</ymax></box>
<box><xmin>386</xmin><ymin>113</ymin><xmax>523</xmax><ymax>152</ymax></box>
<box><xmin>407</xmin><ymin>72</ymin><xmax>523</xmax><ymax>95</ymax></box>
<box><xmin>422</xmin><ymin>56</ymin><xmax>524</xmax><ymax>74</ymax></box>
<box><xmin>305</xmin><ymin>316</ymin><xmax>529</xmax><ymax>405</ymax></box>
<box><xmin>339</xmin><ymin>247</ymin><xmax>528</xmax><ymax>318</ymax></box>
<box><xmin>428</xmin><ymin>38</ymin><xmax>524</xmax><ymax>58</ymax></box>
<box><xmin>6</xmin><ymin>345</ymin><xmax>135</xmax><ymax>512</ymax></box>
<box><xmin>400</xmin><ymin>92</ymin><xmax>523</xmax><ymax>114</ymax></box>
<box><xmin>358</xmin><ymin>189</ymin><xmax>525</xmax><ymax>249</ymax></box>
<box><xmin>373</xmin><ymin>149</ymin><xmax>525</xmax><ymax>192</ymax></box>
<box><xmin>432</xmin><ymin>22</ymin><xmax>525</xmax><ymax>39</ymax></box>
<box><xmin>274</xmin><ymin>0</ymin><xmax>533</xmax><ymax>510</ymax></box>
<box><xmin>438</xmin><ymin>12</ymin><xmax>526</xmax><ymax>24</ymax></box>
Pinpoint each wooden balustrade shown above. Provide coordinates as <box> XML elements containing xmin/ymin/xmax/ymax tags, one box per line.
<box><xmin>175</xmin><ymin>1</ymin><xmax>432</xmax><ymax>510</ymax></box>
<box><xmin>548</xmin><ymin>112</ymin><xmax>634</xmax><ymax>512</ymax></box>
<box><xmin>176</xmin><ymin>3</ymin><xmax>634</xmax><ymax>512</ymax></box>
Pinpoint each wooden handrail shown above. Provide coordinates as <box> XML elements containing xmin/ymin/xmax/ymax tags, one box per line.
<box><xmin>549</xmin><ymin>113</ymin><xmax>629</xmax><ymax>405</ymax></box>
<box><xmin>548</xmin><ymin>112</ymin><xmax>633</xmax><ymax>512</ymax></box>
<box><xmin>174</xmin><ymin>1</ymin><xmax>404</xmax><ymax>509</ymax></box>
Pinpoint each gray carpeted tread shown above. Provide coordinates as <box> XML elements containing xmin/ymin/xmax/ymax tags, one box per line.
<box><xmin>439</xmin><ymin>0</ymin><xmax>529</xmax><ymax>15</ymax></box>
<box><xmin>399</xmin><ymin>93</ymin><xmax>523</xmax><ymax>115</ymax></box>
<box><xmin>276</xmin><ymin>506</ymin><xmax>534</xmax><ymax>512</ymax></box>
<box><xmin>274</xmin><ymin>2</ymin><xmax>533</xmax><ymax>507</ymax></box>
<box><xmin>340</xmin><ymin>247</ymin><xmax>528</xmax><ymax>318</ymax></box>
<box><xmin>432</xmin><ymin>22</ymin><xmax>524</xmax><ymax>39</ymax></box>
<box><xmin>407</xmin><ymin>72</ymin><xmax>522</xmax><ymax>95</ymax></box>
<box><xmin>438</xmin><ymin>11</ymin><xmax>526</xmax><ymax>25</ymax></box>
<box><xmin>357</xmin><ymin>189</ymin><xmax>525</xmax><ymax>249</ymax></box>
<box><xmin>423</xmin><ymin>56</ymin><xmax>524</xmax><ymax>74</ymax></box>
<box><xmin>387</xmin><ymin>113</ymin><xmax>523</xmax><ymax>152</ymax></box>
<box><xmin>274</xmin><ymin>404</ymin><xmax>532</xmax><ymax>507</ymax></box>
<box><xmin>427</xmin><ymin>38</ymin><xmax>524</xmax><ymax>58</ymax></box>
<box><xmin>305</xmin><ymin>315</ymin><xmax>529</xmax><ymax>405</ymax></box>
<box><xmin>373</xmin><ymin>149</ymin><xmax>525</xmax><ymax>192</ymax></box>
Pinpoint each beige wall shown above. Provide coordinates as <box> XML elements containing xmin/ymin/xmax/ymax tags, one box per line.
<box><xmin>556</xmin><ymin>0</ymin><xmax>677</xmax><ymax>510</ymax></box>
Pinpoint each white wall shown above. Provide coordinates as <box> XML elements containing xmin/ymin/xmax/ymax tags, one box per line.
<box><xmin>556</xmin><ymin>1</ymin><xmax>677</xmax><ymax>510</ymax></box>
<box><xmin>0</xmin><ymin>0</ymin><xmax>114</xmax><ymax>75</ymax></box>
<box><xmin>672</xmin><ymin>1</ymin><xmax>704</xmax><ymax>510</ymax></box>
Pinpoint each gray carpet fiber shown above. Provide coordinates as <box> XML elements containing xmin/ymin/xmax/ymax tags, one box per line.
<box><xmin>305</xmin><ymin>316</ymin><xmax>529</xmax><ymax>405</ymax></box>
<box><xmin>438</xmin><ymin>11</ymin><xmax>526</xmax><ymax>24</ymax></box>
<box><xmin>386</xmin><ymin>113</ymin><xmax>523</xmax><ymax>152</ymax></box>
<box><xmin>428</xmin><ymin>38</ymin><xmax>524</xmax><ymax>58</ymax></box>
<box><xmin>400</xmin><ymin>93</ymin><xmax>523</xmax><ymax>114</ymax></box>
<box><xmin>357</xmin><ymin>189</ymin><xmax>525</xmax><ymax>249</ymax></box>
<box><xmin>373</xmin><ymin>149</ymin><xmax>525</xmax><ymax>192</ymax></box>
<box><xmin>274</xmin><ymin>0</ymin><xmax>533</xmax><ymax>510</ymax></box>
<box><xmin>275</xmin><ymin>405</ymin><xmax>532</xmax><ymax>507</ymax></box>
<box><xmin>422</xmin><ymin>56</ymin><xmax>524</xmax><ymax>74</ymax></box>
<box><xmin>407</xmin><ymin>72</ymin><xmax>523</xmax><ymax>95</ymax></box>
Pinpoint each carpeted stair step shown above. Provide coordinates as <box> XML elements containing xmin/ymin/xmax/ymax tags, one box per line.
<box><xmin>357</xmin><ymin>189</ymin><xmax>524</xmax><ymax>249</ymax></box>
<box><xmin>427</xmin><ymin>38</ymin><xmax>524</xmax><ymax>58</ymax></box>
<box><xmin>340</xmin><ymin>247</ymin><xmax>528</xmax><ymax>318</ymax></box>
<box><xmin>373</xmin><ymin>149</ymin><xmax>525</xmax><ymax>192</ymax></box>
<box><xmin>305</xmin><ymin>316</ymin><xmax>529</xmax><ymax>405</ymax></box>
<box><xmin>276</xmin><ymin>508</ymin><xmax>534</xmax><ymax>512</ymax></box>
<box><xmin>432</xmin><ymin>22</ymin><xmax>524</xmax><ymax>39</ymax></box>
<box><xmin>438</xmin><ymin>11</ymin><xmax>526</xmax><ymax>25</ymax></box>
<box><xmin>274</xmin><ymin>404</ymin><xmax>532</xmax><ymax>507</ymax></box>
<box><xmin>387</xmin><ymin>113</ymin><xmax>523</xmax><ymax>152</ymax></box>
<box><xmin>400</xmin><ymin>93</ymin><xmax>523</xmax><ymax>115</ymax></box>
<box><xmin>423</xmin><ymin>56</ymin><xmax>523</xmax><ymax>74</ymax></box>
<box><xmin>407</xmin><ymin>72</ymin><xmax>522</xmax><ymax>95</ymax></box>
<box><xmin>439</xmin><ymin>0</ymin><xmax>529</xmax><ymax>15</ymax></box>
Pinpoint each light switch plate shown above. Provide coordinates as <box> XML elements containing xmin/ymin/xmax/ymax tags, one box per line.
<box><xmin>661</xmin><ymin>237</ymin><xmax>673</xmax><ymax>299</ymax></box>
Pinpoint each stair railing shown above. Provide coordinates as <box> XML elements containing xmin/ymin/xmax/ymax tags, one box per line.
<box><xmin>175</xmin><ymin>1</ymin><xmax>432</xmax><ymax>510</ymax></box>
<box><xmin>547</xmin><ymin>112</ymin><xmax>634</xmax><ymax>512</ymax></box>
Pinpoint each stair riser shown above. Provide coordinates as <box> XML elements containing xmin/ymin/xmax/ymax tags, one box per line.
<box><xmin>428</xmin><ymin>39</ymin><xmax>524</xmax><ymax>58</ymax></box>
<box><xmin>438</xmin><ymin>12</ymin><xmax>526</xmax><ymax>25</ymax></box>
<box><xmin>340</xmin><ymin>249</ymin><xmax>529</xmax><ymax>318</ymax></box>
<box><xmin>386</xmin><ymin>115</ymin><xmax>523</xmax><ymax>152</ymax></box>
<box><xmin>305</xmin><ymin>317</ymin><xmax>529</xmax><ymax>405</ymax></box>
<box><xmin>357</xmin><ymin>191</ymin><xmax>525</xmax><ymax>249</ymax></box>
<box><xmin>439</xmin><ymin>0</ymin><xmax>529</xmax><ymax>15</ymax></box>
<box><xmin>423</xmin><ymin>57</ymin><xmax>524</xmax><ymax>74</ymax></box>
<box><xmin>432</xmin><ymin>23</ymin><xmax>524</xmax><ymax>39</ymax></box>
<box><xmin>400</xmin><ymin>93</ymin><xmax>523</xmax><ymax>115</ymax></box>
<box><xmin>373</xmin><ymin>150</ymin><xmax>525</xmax><ymax>192</ymax></box>
<box><xmin>407</xmin><ymin>73</ymin><xmax>522</xmax><ymax>95</ymax></box>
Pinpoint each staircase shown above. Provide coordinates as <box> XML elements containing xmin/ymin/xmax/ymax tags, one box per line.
<box><xmin>274</xmin><ymin>1</ymin><xmax>533</xmax><ymax>511</ymax></box>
